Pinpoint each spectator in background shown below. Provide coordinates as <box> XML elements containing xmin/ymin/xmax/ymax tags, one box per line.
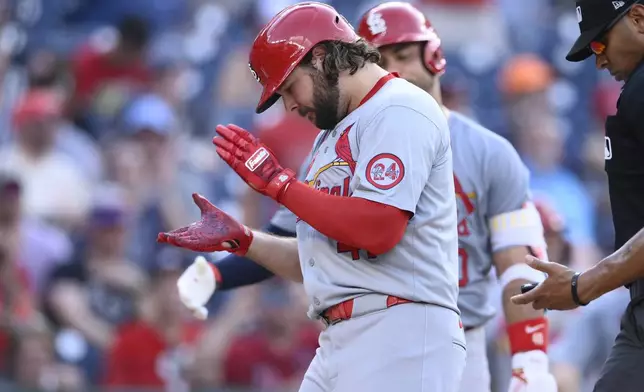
<box><xmin>500</xmin><ymin>57</ymin><xmax>601</xmax><ymax>269</ymax></box>
<box><xmin>222</xmin><ymin>281</ymin><xmax>320</xmax><ymax>391</ymax></box>
<box><xmin>0</xmin><ymin>170</ymin><xmax>72</xmax><ymax>298</ymax></box>
<box><xmin>498</xmin><ymin>53</ymin><xmax>554</xmax><ymax>143</ymax></box>
<box><xmin>43</xmin><ymin>183</ymin><xmax>147</xmax><ymax>383</ymax></box>
<box><xmin>104</xmin><ymin>248</ymin><xmax>200</xmax><ymax>391</ymax></box>
<box><xmin>0</xmin><ymin>89</ymin><xmax>92</xmax><ymax>231</ymax></box>
<box><xmin>68</xmin><ymin>15</ymin><xmax>152</xmax><ymax>136</ymax></box>
<box><xmin>106</xmin><ymin>92</ymin><xmax>194</xmax><ymax>268</ymax></box>
<box><xmin>513</xmin><ymin>112</ymin><xmax>600</xmax><ymax>269</ymax></box>
<box><xmin>22</xmin><ymin>49</ymin><xmax>105</xmax><ymax>183</ymax></box>
<box><xmin>9</xmin><ymin>322</ymin><xmax>86</xmax><ymax>391</ymax></box>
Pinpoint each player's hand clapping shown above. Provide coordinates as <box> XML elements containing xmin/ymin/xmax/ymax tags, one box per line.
<box><xmin>213</xmin><ymin>124</ymin><xmax>296</xmax><ymax>202</ymax></box>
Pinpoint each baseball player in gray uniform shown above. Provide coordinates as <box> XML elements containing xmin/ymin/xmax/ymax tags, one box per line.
<box><xmin>157</xmin><ymin>2</ymin><xmax>466</xmax><ymax>392</ymax></box>
<box><xmin>356</xmin><ymin>3</ymin><xmax>558</xmax><ymax>392</ymax></box>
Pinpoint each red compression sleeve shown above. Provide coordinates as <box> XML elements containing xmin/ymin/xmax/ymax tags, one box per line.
<box><xmin>507</xmin><ymin>317</ymin><xmax>549</xmax><ymax>355</ymax></box>
<box><xmin>280</xmin><ymin>181</ymin><xmax>410</xmax><ymax>255</ymax></box>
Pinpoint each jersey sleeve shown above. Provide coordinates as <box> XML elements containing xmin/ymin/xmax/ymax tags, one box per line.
<box><xmin>351</xmin><ymin>105</ymin><xmax>447</xmax><ymax>214</ymax></box>
<box><xmin>484</xmin><ymin>136</ymin><xmax>531</xmax><ymax>216</ymax></box>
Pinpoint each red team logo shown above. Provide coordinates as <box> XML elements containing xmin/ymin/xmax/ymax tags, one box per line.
<box><xmin>365</xmin><ymin>153</ymin><xmax>404</xmax><ymax>190</ymax></box>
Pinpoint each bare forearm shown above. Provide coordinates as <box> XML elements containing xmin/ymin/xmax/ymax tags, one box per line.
<box><xmin>245</xmin><ymin>230</ymin><xmax>302</xmax><ymax>282</ymax></box>
<box><xmin>503</xmin><ymin>280</ymin><xmax>544</xmax><ymax>323</ymax></box>
<box><xmin>579</xmin><ymin>226</ymin><xmax>644</xmax><ymax>302</ymax></box>
<box><xmin>496</xmin><ymin>247</ymin><xmax>545</xmax><ymax>323</ymax></box>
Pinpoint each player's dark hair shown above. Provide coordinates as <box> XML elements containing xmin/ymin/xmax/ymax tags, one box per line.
<box><xmin>303</xmin><ymin>39</ymin><xmax>381</xmax><ymax>78</ymax></box>
<box><xmin>117</xmin><ymin>15</ymin><xmax>150</xmax><ymax>51</ymax></box>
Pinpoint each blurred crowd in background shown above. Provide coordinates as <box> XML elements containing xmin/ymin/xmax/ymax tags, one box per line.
<box><xmin>0</xmin><ymin>0</ymin><xmax>628</xmax><ymax>391</ymax></box>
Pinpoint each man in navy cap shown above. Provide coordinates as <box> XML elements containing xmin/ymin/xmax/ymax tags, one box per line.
<box><xmin>512</xmin><ymin>1</ymin><xmax>644</xmax><ymax>391</ymax></box>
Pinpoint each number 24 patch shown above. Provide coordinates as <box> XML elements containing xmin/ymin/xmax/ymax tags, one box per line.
<box><xmin>366</xmin><ymin>153</ymin><xmax>405</xmax><ymax>190</ymax></box>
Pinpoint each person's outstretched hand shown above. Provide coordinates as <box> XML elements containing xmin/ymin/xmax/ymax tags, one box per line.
<box><xmin>157</xmin><ymin>193</ymin><xmax>253</xmax><ymax>255</ymax></box>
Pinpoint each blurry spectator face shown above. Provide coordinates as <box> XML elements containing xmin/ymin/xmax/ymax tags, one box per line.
<box><xmin>133</xmin><ymin>128</ymin><xmax>168</xmax><ymax>159</ymax></box>
<box><xmin>88</xmin><ymin>209</ymin><xmax>127</xmax><ymax>255</ymax></box>
<box><xmin>12</xmin><ymin>89</ymin><xmax>62</xmax><ymax>156</ymax></box>
<box><xmin>517</xmin><ymin>116</ymin><xmax>563</xmax><ymax>170</ymax></box>
<box><xmin>17</xmin><ymin>117</ymin><xmax>58</xmax><ymax>155</ymax></box>
<box><xmin>378</xmin><ymin>42</ymin><xmax>435</xmax><ymax>92</ymax></box>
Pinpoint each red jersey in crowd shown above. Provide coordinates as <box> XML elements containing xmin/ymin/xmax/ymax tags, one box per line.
<box><xmin>105</xmin><ymin>321</ymin><xmax>201</xmax><ymax>388</ymax></box>
<box><xmin>223</xmin><ymin>325</ymin><xmax>320</xmax><ymax>389</ymax></box>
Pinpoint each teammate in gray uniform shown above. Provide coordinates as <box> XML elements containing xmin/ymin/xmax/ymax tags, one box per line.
<box><xmin>158</xmin><ymin>2</ymin><xmax>466</xmax><ymax>392</ymax></box>
<box><xmin>357</xmin><ymin>3</ymin><xmax>558</xmax><ymax>392</ymax></box>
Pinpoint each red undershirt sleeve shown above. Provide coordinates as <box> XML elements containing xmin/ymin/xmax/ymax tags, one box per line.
<box><xmin>281</xmin><ymin>181</ymin><xmax>410</xmax><ymax>255</ymax></box>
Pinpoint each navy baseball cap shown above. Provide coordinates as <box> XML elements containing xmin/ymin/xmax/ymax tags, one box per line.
<box><xmin>567</xmin><ymin>0</ymin><xmax>640</xmax><ymax>62</ymax></box>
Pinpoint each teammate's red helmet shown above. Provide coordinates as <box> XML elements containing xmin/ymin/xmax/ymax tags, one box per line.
<box><xmin>357</xmin><ymin>2</ymin><xmax>446</xmax><ymax>75</ymax></box>
<box><xmin>249</xmin><ymin>2</ymin><xmax>357</xmax><ymax>114</ymax></box>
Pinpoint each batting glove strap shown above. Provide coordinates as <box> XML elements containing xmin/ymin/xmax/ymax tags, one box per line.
<box><xmin>265</xmin><ymin>168</ymin><xmax>296</xmax><ymax>202</ymax></box>
<box><xmin>507</xmin><ymin>317</ymin><xmax>548</xmax><ymax>355</ymax></box>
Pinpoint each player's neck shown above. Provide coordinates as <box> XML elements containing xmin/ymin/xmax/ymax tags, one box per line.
<box><xmin>343</xmin><ymin>63</ymin><xmax>389</xmax><ymax>114</ymax></box>
<box><xmin>427</xmin><ymin>78</ymin><xmax>443</xmax><ymax>107</ymax></box>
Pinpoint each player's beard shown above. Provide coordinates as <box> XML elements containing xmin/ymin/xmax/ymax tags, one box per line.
<box><xmin>298</xmin><ymin>69</ymin><xmax>341</xmax><ymax>130</ymax></box>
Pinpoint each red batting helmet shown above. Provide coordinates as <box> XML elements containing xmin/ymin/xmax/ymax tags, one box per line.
<box><xmin>249</xmin><ymin>2</ymin><xmax>358</xmax><ymax>114</ymax></box>
<box><xmin>357</xmin><ymin>2</ymin><xmax>446</xmax><ymax>75</ymax></box>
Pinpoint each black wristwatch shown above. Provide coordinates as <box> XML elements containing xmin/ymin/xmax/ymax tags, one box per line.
<box><xmin>571</xmin><ymin>272</ymin><xmax>589</xmax><ymax>306</ymax></box>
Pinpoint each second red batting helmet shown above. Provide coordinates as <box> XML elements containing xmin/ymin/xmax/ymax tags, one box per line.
<box><xmin>357</xmin><ymin>2</ymin><xmax>446</xmax><ymax>75</ymax></box>
<box><xmin>249</xmin><ymin>2</ymin><xmax>357</xmax><ymax>114</ymax></box>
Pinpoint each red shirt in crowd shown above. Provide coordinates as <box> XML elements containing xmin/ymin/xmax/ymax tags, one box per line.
<box><xmin>104</xmin><ymin>321</ymin><xmax>202</xmax><ymax>387</ymax></box>
<box><xmin>223</xmin><ymin>325</ymin><xmax>320</xmax><ymax>389</ymax></box>
<box><xmin>70</xmin><ymin>44</ymin><xmax>150</xmax><ymax>112</ymax></box>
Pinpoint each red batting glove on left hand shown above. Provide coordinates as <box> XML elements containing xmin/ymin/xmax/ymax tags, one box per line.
<box><xmin>157</xmin><ymin>193</ymin><xmax>253</xmax><ymax>255</ymax></box>
<box><xmin>213</xmin><ymin>124</ymin><xmax>296</xmax><ymax>202</ymax></box>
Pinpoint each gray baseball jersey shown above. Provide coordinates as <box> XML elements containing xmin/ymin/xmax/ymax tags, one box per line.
<box><xmin>448</xmin><ymin>111</ymin><xmax>531</xmax><ymax>328</ymax></box>
<box><xmin>292</xmin><ymin>75</ymin><xmax>459</xmax><ymax>318</ymax></box>
<box><xmin>272</xmin><ymin>109</ymin><xmax>530</xmax><ymax>328</ymax></box>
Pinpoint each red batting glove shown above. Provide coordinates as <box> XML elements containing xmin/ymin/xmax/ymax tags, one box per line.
<box><xmin>157</xmin><ymin>193</ymin><xmax>253</xmax><ymax>255</ymax></box>
<box><xmin>213</xmin><ymin>124</ymin><xmax>296</xmax><ymax>202</ymax></box>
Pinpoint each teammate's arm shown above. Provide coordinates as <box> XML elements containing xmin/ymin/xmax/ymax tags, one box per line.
<box><xmin>483</xmin><ymin>135</ymin><xmax>555</xmax><ymax>388</ymax></box>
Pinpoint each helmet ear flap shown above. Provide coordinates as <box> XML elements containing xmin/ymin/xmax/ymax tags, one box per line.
<box><xmin>422</xmin><ymin>39</ymin><xmax>446</xmax><ymax>75</ymax></box>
